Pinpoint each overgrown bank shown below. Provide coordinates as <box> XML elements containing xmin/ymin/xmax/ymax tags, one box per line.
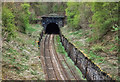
<box><xmin>61</xmin><ymin>26</ymin><xmax>119</xmax><ymax>80</ymax></box>
<box><xmin>2</xmin><ymin>24</ymin><xmax>45</xmax><ymax>80</ymax></box>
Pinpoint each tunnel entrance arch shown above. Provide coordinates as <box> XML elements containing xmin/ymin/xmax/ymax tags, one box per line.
<box><xmin>45</xmin><ymin>23</ymin><xmax>60</xmax><ymax>34</ymax></box>
<box><xmin>41</xmin><ymin>14</ymin><xmax>65</xmax><ymax>34</ymax></box>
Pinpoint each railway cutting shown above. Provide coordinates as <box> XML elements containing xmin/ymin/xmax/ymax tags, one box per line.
<box><xmin>40</xmin><ymin>34</ymin><xmax>83</xmax><ymax>80</ymax></box>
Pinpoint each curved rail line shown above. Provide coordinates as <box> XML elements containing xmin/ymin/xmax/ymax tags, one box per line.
<box><xmin>44</xmin><ymin>35</ymin><xmax>57</xmax><ymax>80</ymax></box>
<box><xmin>40</xmin><ymin>34</ymin><xmax>82</xmax><ymax>80</ymax></box>
<box><xmin>53</xmin><ymin>36</ymin><xmax>82</xmax><ymax>80</ymax></box>
<box><xmin>51</xmin><ymin>35</ymin><xmax>69</xmax><ymax>80</ymax></box>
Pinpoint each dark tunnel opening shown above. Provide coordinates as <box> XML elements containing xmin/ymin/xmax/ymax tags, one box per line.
<box><xmin>45</xmin><ymin>23</ymin><xmax>60</xmax><ymax>34</ymax></box>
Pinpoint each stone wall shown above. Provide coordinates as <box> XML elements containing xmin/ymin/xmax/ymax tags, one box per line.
<box><xmin>41</xmin><ymin>17</ymin><xmax>64</xmax><ymax>29</ymax></box>
<box><xmin>59</xmin><ymin>34</ymin><xmax>113</xmax><ymax>81</ymax></box>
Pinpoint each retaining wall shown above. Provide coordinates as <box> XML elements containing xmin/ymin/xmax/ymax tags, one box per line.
<box><xmin>59</xmin><ymin>34</ymin><xmax>113</xmax><ymax>81</ymax></box>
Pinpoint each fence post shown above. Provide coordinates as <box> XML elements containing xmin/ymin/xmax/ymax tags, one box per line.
<box><xmin>38</xmin><ymin>30</ymin><xmax>44</xmax><ymax>49</ymax></box>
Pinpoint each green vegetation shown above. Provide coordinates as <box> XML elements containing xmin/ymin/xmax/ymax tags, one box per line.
<box><xmin>61</xmin><ymin>25</ymin><xmax>119</xmax><ymax>80</ymax></box>
<box><xmin>64</xmin><ymin>3</ymin><xmax>119</xmax><ymax>80</ymax></box>
<box><xmin>2</xmin><ymin>2</ymin><xmax>66</xmax><ymax>41</ymax></box>
<box><xmin>2</xmin><ymin>3</ymin><xmax>31</xmax><ymax>41</ymax></box>
<box><xmin>84</xmin><ymin>49</ymin><xmax>105</xmax><ymax>64</ymax></box>
<box><xmin>2</xmin><ymin>24</ymin><xmax>45</xmax><ymax>80</ymax></box>
<box><xmin>91</xmin><ymin>44</ymin><xmax>105</xmax><ymax>52</ymax></box>
<box><xmin>66</xmin><ymin>2</ymin><xmax>91</xmax><ymax>30</ymax></box>
<box><xmin>2</xmin><ymin>3</ymin><xmax>66</xmax><ymax>79</ymax></box>
<box><xmin>2</xmin><ymin>2</ymin><xmax>119</xmax><ymax>80</ymax></box>
<box><xmin>30</xmin><ymin>2</ymin><xmax>66</xmax><ymax>16</ymax></box>
<box><xmin>20</xmin><ymin>3</ymin><xmax>31</xmax><ymax>33</ymax></box>
<box><xmin>90</xmin><ymin>2</ymin><xmax>118</xmax><ymax>41</ymax></box>
<box><xmin>66</xmin><ymin>2</ymin><xmax>118</xmax><ymax>42</ymax></box>
<box><xmin>55</xmin><ymin>35</ymin><xmax>66</xmax><ymax>54</ymax></box>
<box><xmin>2</xmin><ymin>6</ymin><xmax>16</xmax><ymax>41</ymax></box>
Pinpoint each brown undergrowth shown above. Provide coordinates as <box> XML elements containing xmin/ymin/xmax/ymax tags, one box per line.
<box><xmin>2</xmin><ymin>24</ymin><xmax>45</xmax><ymax>80</ymax></box>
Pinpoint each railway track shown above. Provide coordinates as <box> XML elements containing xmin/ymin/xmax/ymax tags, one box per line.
<box><xmin>40</xmin><ymin>34</ymin><xmax>82</xmax><ymax>80</ymax></box>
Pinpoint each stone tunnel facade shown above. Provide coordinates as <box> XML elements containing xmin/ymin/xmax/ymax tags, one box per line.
<box><xmin>41</xmin><ymin>15</ymin><xmax>65</xmax><ymax>34</ymax></box>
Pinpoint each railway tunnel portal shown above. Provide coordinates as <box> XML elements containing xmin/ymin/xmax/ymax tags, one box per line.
<box><xmin>41</xmin><ymin>14</ymin><xmax>65</xmax><ymax>34</ymax></box>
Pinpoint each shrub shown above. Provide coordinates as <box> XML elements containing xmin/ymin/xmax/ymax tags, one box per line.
<box><xmin>90</xmin><ymin>2</ymin><xmax>118</xmax><ymax>41</ymax></box>
<box><xmin>20</xmin><ymin>3</ymin><xmax>31</xmax><ymax>33</ymax></box>
<box><xmin>2</xmin><ymin>6</ymin><xmax>16</xmax><ymax>41</ymax></box>
<box><xmin>15</xmin><ymin>3</ymin><xmax>31</xmax><ymax>33</ymax></box>
<box><xmin>65</xmin><ymin>2</ymin><xmax>92</xmax><ymax>30</ymax></box>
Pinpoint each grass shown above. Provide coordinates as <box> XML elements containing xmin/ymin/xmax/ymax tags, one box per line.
<box><xmin>3</xmin><ymin>47</ymin><xmax>29</xmax><ymax>73</ymax></box>
<box><xmin>84</xmin><ymin>49</ymin><xmax>105</xmax><ymax>63</ymax></box>
<box><xmin>74</xmin><ymin>41</ymin><xmax>84</xmax><ymax>47</ymax></box>
<box><xmin>61</xmin><ymin>27</ymin><xmax>102</xmax><ymax>62</ymax></box>
<box><xmin>27</xmin><ymin>26</ymin><xmax>37</xmax><ymax>34</ymax></box>
<box><xmin>86</xmin><ymin>37</ymin><xmax>95</xmax><ymax>43</ymax></box>
<box><xmin>31</xmin><ymin>70</ymin><xmax>38</xmax><ymax>75</ymax></box>
<box><xmin>55</xmin><ymin>35</ymin><xmax>66</xmax><ymax>55</ymax></box>
<box><xmin>8</xmin><ymin>48</ymin><xmax>19</xmax><ymax>56</ymax></box>
<box><xmin>91</xmin><ymin>44</ymin><xmax>105</xmax><ymax>52</ymax></box>
<box><xmin>109</xmin><ymin>46</ymin><xmax>117</xmax><ymax>52</ymax></box>
<box><xmin>26</xmin><ymin>24</ymin><xmax>42</xmax><ymax>34</ymax></box>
